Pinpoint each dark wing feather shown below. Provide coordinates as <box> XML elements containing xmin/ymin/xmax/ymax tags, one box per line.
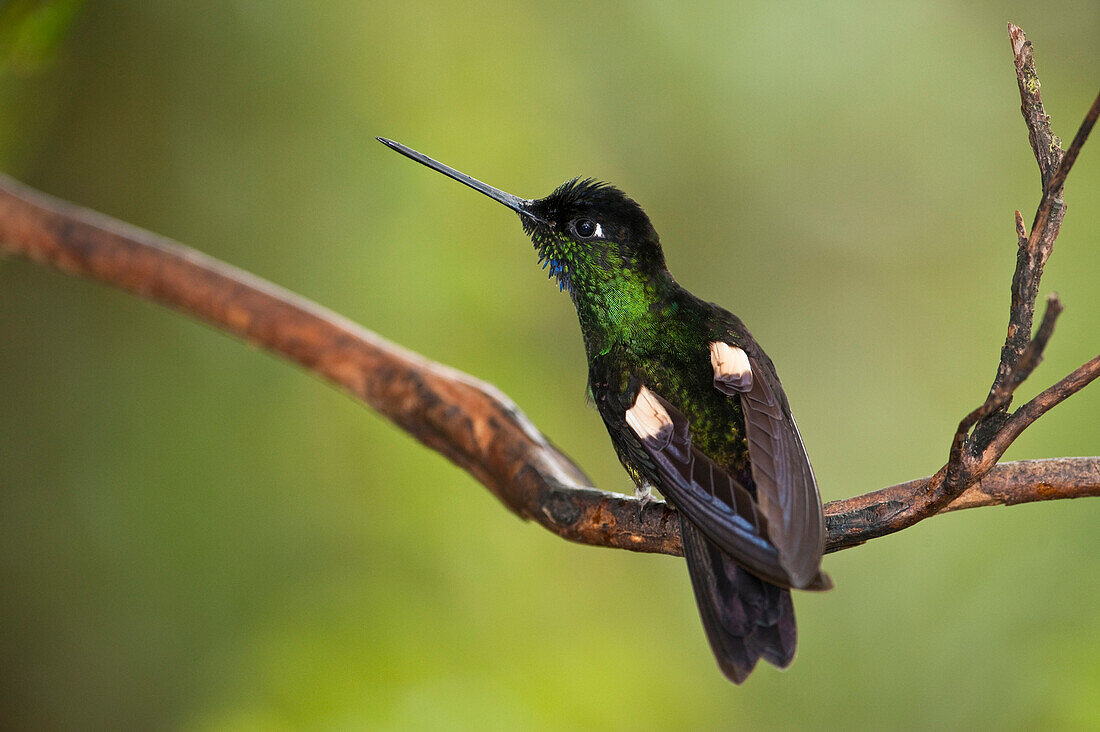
<box><xmin>733</xmin><ymin>346</ymin><xmax>828</xmax><ymax>590</ymax></box>
<box><xmin>680</xmin><ymin>515</ymin><xmax>797</xmax><ymax>683</ymax></box>
<box><xmin>591</xmin><ymin>356</ymin><xmax>820</xmax><ymax>682</ymax></box>
<box><xmin>607</xmin><ymin>386</ymin><xmax>796</xmax><ymax>588</ymax></box>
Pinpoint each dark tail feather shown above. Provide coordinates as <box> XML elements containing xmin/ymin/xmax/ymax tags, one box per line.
<box><xmin>680</xmin><ymin>515</ymin><xmax>797</xmax><ymax>683</ymax></box>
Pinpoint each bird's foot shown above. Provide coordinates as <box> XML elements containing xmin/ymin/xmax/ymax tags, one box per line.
<box><xmin>635</xmin><ymin>481</ymin><xmax>657</xmax><ymax>510</ymax></box>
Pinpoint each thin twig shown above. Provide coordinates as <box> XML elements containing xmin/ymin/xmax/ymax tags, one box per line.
<box><xmin>1045</xmin><ymin>89</ymin><xmax>1100</xmax><ymax>195</ymax></box>
<box><xmin>1014</xmin><ymin>210</ymin><xmax>1027</xmax><ymax>248</ymax></box>
<box><xmin>945</xmin><ymin>297</ymin><xmax>1062</xmax><ymax>491</ymax></box>
<box><xmin>959</xmin><ymin>295</ymin><xmax>1063</xmax><ymax>459</ymax></box>
<box><xmin>981</xmin><ymin>354</ymin><xmax>1100</xmax><ymax>471</ymax></box>
<box><xmin>988</xmin><ymin>24</ymin><xmax>1085</xmax><ymax>406</ymax></box>
<box><xmin>1008</xmin><ymin>23</ymin><xmax>1063</xmax><ymax>187</ymax></box>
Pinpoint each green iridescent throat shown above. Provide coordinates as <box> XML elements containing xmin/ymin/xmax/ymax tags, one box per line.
<box><xmin>534</xmin><ymin>229</ymin><xmax>673</xmax><ymax>357</ymax></box>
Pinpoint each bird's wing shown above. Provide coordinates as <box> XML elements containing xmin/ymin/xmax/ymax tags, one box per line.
<box><xmin>711</xmin><ymin>339</ymin><xmax>827</xmax><ymax>589</ymax></box>
<box><xmin>596</xmin><ymin>377</ymin><xmax>796</xmax><ymax>588</ymax></box>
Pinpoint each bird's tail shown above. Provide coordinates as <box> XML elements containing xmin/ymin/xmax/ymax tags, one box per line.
<box><xmin>680</xmin><ymin>515</ymin><xmax>797</xmax><ymax>684</ymax></box>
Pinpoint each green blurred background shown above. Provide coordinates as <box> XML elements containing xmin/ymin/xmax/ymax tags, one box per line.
<box><xmin>1</xmin><ymin>1</ymin><xmax>1097</xmax><ymax>729</ymax></box>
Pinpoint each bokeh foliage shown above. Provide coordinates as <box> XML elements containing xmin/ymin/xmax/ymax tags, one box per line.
<box><xmin>1</xmin><ymin>1</ymin><xmax>1097</xmax><ymax>729</ymax></box>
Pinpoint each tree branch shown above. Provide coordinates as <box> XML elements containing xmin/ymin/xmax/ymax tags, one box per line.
<box><xmin>834</xmin><ymin>25</ymin><xmax>1100</xmax><ymax>549</ymax></box>
<box><xmin>0</xmin><ymin>25</ymin><xmax>1095</xmax><ymax>562</ymax></box>
<box><xmin>822</xmin><ymin>457</ymin><xmax>1100</xmax><ymax>553</ymax></box>
<box><xmin>986</xmin><ymin>26</ymin><xmax>1099</xmax><ymax>410</ymax></box>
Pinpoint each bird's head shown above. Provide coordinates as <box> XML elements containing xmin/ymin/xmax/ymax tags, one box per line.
<box><xmin>521</xmin><ymin>177</ymin><xmax>663</xmax><ymax>293</ymax></box>
<box><xmin>378</xmin><ymin>139</ymin><xmax>665</xmax><ymax>295</ymax></box>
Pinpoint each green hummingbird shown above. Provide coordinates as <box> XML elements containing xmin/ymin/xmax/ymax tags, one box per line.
<box><xmin>378</xmin><ymin>137</ymin><xmax>832</xmax><ymax>683</ymax></box>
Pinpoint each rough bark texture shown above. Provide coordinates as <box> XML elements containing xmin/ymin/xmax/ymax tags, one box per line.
<box><xmin>0</xmin><ymin>25</ymin><xmax>1096</xmax><ymax>560</ymax></box>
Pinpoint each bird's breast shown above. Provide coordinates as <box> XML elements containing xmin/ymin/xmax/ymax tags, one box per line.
<box><xmin>628</xmin><ymin>338</ymin><xmax>751</xmax><ymax>480</ymax></box>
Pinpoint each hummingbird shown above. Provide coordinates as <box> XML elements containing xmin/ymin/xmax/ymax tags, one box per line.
<box><xmin>378</xmin><ymin>137</ymin><xmax>832</xmax><ymax>683</ymax></box>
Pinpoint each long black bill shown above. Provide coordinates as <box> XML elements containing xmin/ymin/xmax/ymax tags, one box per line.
<box><xmin>377</xmin><ymin>138</ymin><xmax>548</xmax><ymax>226</ymax></box>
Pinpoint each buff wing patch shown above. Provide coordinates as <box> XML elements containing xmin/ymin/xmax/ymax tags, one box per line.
<box><xmin>709</xmin><ymin>341</ymin><xmax>753</xmax><ymax>394</ymax></box>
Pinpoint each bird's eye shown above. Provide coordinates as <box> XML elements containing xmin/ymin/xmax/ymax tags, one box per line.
<box><xmin>574</xmin><ymin>218</ymin><xmax>597</xmax><ymax>238</ymax></box>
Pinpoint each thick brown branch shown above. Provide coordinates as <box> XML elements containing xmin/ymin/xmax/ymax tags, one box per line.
<box><xmin>0</xmin><ymin>169</ymin><xmax>1095</xmax><ymax>558</ymax></box>
<box><xmin>502</xmin><ymin>456</ymin><xmax>1100</xmax><ymax>557</ymax></box>
<box><xmin>822</xmin><ymin>457</ymin><xmax>1100</xmax><ymax>552</ymax></box>
<box><xmin>0</xmin><ymin>173</ymin><xmax>596</xmax><ymax>532</ymax></box>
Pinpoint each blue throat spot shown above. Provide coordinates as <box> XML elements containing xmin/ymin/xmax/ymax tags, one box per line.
<box><xmin>549</xmin><ymin>260</ymin><xmax>570</xmax><ymax>292</ymax></box>
<box><xmin>536</xmin><ymin>251</ymin><xmax>571</xmax><ymax>292</ymax></box>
